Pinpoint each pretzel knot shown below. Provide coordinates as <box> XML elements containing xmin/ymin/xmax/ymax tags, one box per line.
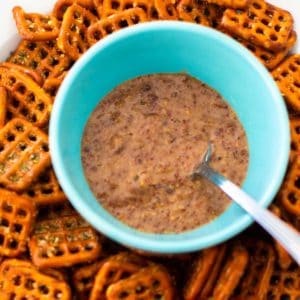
<box><xmin>221</xmin><ymin>0</ymin><xmax>294</xmax><ymax>51</ymax></box>
<box><xmin>272</xmin><ymin>54</ymin><xmax>300</xmax><ymax>112</ymax></box>
<box><xmin>0</xmin><ymin>259</ymin><xmax>71</xmax><ymax>300</ymax></box>
<box><xmin>13</xmin><ymin>6</ymin><xmax>60</xmax><ymax>41</ymax></box>
<box><xmin>58</xmin><ymin>4</ymin><xmax>98</xmax><ymax>60</ymax></box>
<box><xmin>87</xmin><ymin>8</ymin><xmax>148</xmax><ymax>46</ymax></box>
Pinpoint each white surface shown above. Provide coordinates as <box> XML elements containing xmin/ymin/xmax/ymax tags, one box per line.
<box><xmin>0</xmin><ymin>0</ymin><xmax>299</xmax><ymax>60</ymax></box>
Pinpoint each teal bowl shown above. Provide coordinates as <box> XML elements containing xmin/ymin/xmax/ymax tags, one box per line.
<box><xmin>50</xmin><ymin>21</ymin><xmax>290</xmax><ymax>253</ymax></box>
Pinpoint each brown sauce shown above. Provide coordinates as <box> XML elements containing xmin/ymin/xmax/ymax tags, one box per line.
<box><xmin>81</xmin><ymin>73</ymin><xmax>249</xmax><ymax>233</ymax></box>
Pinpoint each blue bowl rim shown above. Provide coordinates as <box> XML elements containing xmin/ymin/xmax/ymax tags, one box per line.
<box><xmin>49</xmin><ymin>21</ymin><xmax>290</xmax><ymax>253</ymax></box>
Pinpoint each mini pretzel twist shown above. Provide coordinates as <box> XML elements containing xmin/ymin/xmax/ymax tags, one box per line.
<box><xmin>221</xmin><ymin>0</ymin><xmax>294</xmax><ymax>51</ymax></box>
<box><xmin>272</xmin><ymin>54</ymin><xmax>300</xmax><ymax>111</ymax></box>
<box><xmin>0</xmin><ymin>189</ymin><xmax>36</xmax><ymax>257</ymax></box>
<box><xmin>58</xmin><ymin>4</ymin><xmax>98</xmax><ymax>60</ymax></box>
<box><xmin>13</xmin><ymin>6</ymin><xmax>60</xmax><ymax>41</ymax></box>
<box><xmin>0</xmin><ymin>118</ymin><xmax>50</xmax><ymax>191</ymax></box>
<box><xmin>0</xmin><ymin>67</ymin><xmax>52</xmax><ymax>127</ymax></box>
<box><xmin>29</xmin><ymin>202</ymin><xmax>102</xmax><ymax>268</ymax></box>
<box><xmin>0</xmin><ymin>259</ymin><xmax>71</xmax><ymax>300</ymax></box>
<box><xmin>87</xmin><ymin>8</ymin><xmax>148</xmax><ymax>46</ymax></box>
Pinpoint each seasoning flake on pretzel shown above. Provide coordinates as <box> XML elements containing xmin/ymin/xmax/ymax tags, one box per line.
<box><xmin>90</xmin><ymin>252</ymin><xmax>148</xmax><ymax>300</ymax></box>
<box><xmin>20</xmin><ymin>167</ymin><xmax>67</xmax><ymax>206</ymax></box>
<box><xmin>73</xmin><ymin>260</ymin><xmax>105</xmax><ymax>299</ymax></box>
<box><xmin>0</xmin><ymin>189</ymin><xmax>36</xmax><ymax>257</ymax></box>
<box><xmin>272</xmin><ymin>54</ymin><xmax>300</xmax><ymax>111</ymax></box>
<box><xmin>106</xmin><ymin>265</ymin><xmax>175</xmax><ymax>300</ymax></box>
<box><xmin>13</xmin><ymin>6</ymin><xmax>60</xmax><ymax>41</ymax></box>
<box><xmin>87</xmin><ymin>8</ymin><xmax>148</xmax><ymax>46</ymax></box>
<box><xmin>8</xmin><ymin>39</ymin><xmax>73</xmax><ymax>81</ymax></box>
<box><xmin>221</xmin><ymin>0</ymin><xmax>294</xmax><ymax>51</ymax></box>
<box><xmin>58</xmin><ymin>4</ymin><xmax>98</xmax><ymax>60</ymax></box>
<box><xmin>0</xmin><ymin>87</ymin><xmax>7</xmax><ymax>129</ymax></box>
<box><xmin>53</xmin><ymin>0</ymin><xmax>96</xmax><ymax>20</ymax></box>
<box><xmin>232</xmin><ymin>239</ymin><xmax>275</xmax><ymax>299</ymax></box>
<box><xmin>0</xmin><ymin>67</ymin><xmax>52</xmax><ymax>127</ymax></box>
<box><xmin>206</xmin><ymin>0</ymin><xmax>249</xmax><ymax>9</ymax></box>
<box><xmin>212</xmin><ymin>243</ymin><xmax>249</xmax><ymax>300</ymax></box>
<box><xmin>0</xmin><ymin>259</ymin><xmax>71</xmax><ymax>300</ymax></box>
<box><xmin>183</xmin><ymin>245</ymin><xmax>224</xmax><ymax>300</ymax></box>
<box><xmin>0</xmin><ymin>118</ymin><xmax>50</xmax><ymax>191</ymax></box>
<box><xmin>29</xmin><ymin>201</ymin><xmax>101</xmax><ymax>268</ymax></box>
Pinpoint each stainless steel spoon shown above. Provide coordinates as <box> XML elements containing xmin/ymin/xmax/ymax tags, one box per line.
<box><xmin>192</xmin><ymin>142</ymin><xmax>300</xmax><ymax>265</ymax></box>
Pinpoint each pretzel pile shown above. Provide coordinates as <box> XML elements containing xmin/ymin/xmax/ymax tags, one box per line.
<box><xmin>0</xmin><ymin>0</ymin><xmax>298</xmax><ymax>298</ymax></box>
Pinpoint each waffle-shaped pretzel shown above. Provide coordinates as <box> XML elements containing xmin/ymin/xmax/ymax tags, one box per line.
<box><xmin>90</xmin><ymin>252</ymin><xmax>148</xmax><ymax>300</ymax></box>
<box><xmin>221</xmin><ymin>0</ymin><xmax>294</xmax><ymax>51</ymax></box>
<box><xmin>0</xmin><ymin>67</ymin><xmax>52</xmax><ymax>127</ymax></box>
<box><xmin>270</xmin><ymin>205</ymin><xmax>293</xmax><ymax>270</ymax></box>
<box><xmin>183</xmin><ymin>245</ymin><xmax>224</xmax><ymax>300</ymax></box>
<box><xmin>29</xmin><ymin>201</ymin><xmax>101</xmax><ymax>268</ymax></box>
<box><xmin>235</xmin><ymin>30</ymin><xmax>297</xmax><ymax>70</ymax></box>
<box><xmin>13</xmin><ymin>6</ymin><xmax>60</xmax><ymax>41</ymax></box>
<box><xmin>94</xmin><ymin>0</ymin><xmax>104</xmax><ymax>18</ymax></box>
<box><xmin>58</xmin><ymin>4</ymin><xmax>98</xmax><ymax>60</ymax></box>
<box><xmin>154</xmin><ymin>0</ymin><xmax>178</xmax><ymax>20</ymax></box>
<box><xmin>290</xmin><ymin>118</ymin><xmax>300</xmax><ymax>161</ymax></box>
<box><xmin>272</xmin><ymin>54</ymin><xmax>300</xmax><ymax>111</ymax></box>
<box><xmin>73</xmin><ymin>260</ymin><xmax>105</xmax><ymax>299</ymax></box>
<box><xmin>206</xmin><ymin>0</ymin><xmax>249</xmax><ymax>9</ymax></box>
<box><xmin>0</xmin><ymin>189</ymin><xmax>35</xmax><ymax>257</ymax></box>
<box><xmin>53</xmin><ymin>0</ymin><xmax>96</xmax><ymax>20</ymax></box>
<box><xmin>20</xmin><ymin>167</ymin><xmax>67</xmax><ymax>205</ymax></box>
<box><xmin>43</xmin><ymin>72</ymin><xmax>66</xmax><ymax>98</ymax></box>
<box><xmin>87</xmin><ymin>8</ymin><xmax>148</xmax><ymax>46</ymax></box>
<box><xmin>266</xmin><ymin>264</ymin><xmax>300</xmax><ymax>300</ymax></box>
<box><xmin>279</xmin><ymin>156</ymin><xmax>300</xmax><ymax>216</ymax></box>
<box><xmin>0</xmin><ymin>118</ymin><xmax>50</xmax><ymax>191</ymax></box>
<box><xmin>232</xmin><ymin>239</ymin><xmax>275</xmax><ymax>299</ymax></box>
<box><xmin>1</xmin><ymin>62</ymin><xmax>44</xmax><ymax>86</ymax></box>
<box><xmin>0</xmin><ymin>259</ymin><xmax>71</xmax><ymax>300</ymax></box>
<box><xmin>106</xmin><ymin>265</ymin><xmax>175</xmax><ymax>300</ymax></box>
<box><xmin>212</xmin><ymin>243</ymin><xmax>249</xmax><ymax>300</ymax></box>
<box><xmin>0</xmin><ymin>87</ymin><xmax>7</xmax><ymax>128</ymax></box>
<box><xmin>8</xmin><ymin>39</ymin><xmax>73</xmax><ymax>81</ymax></box>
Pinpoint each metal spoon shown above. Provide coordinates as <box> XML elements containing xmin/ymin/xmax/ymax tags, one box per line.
<box><xmin>192</xmin><ymin>142</ymin><xmax>300</xmax><ymax>265</ymax></box>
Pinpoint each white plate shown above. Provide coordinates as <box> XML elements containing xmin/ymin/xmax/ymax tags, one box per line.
<box><xmin>0</xmin><ymin>0</ymin><xmax>299</xmax><ymax>60</ymax></box>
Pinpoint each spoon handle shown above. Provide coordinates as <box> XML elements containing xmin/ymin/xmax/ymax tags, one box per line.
<box><xmin>197</xmin><ymin>163</ymin><xmax>300</xmax><ymax>265</ymax></box>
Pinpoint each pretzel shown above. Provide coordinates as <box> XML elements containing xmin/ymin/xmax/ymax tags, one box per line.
<box><xmin>290</xmin><ymin>118</ymin><xmax>300</xmax><ymax>161</ymax></box>
<box><xmin>29</xmin><ymin>201</ymin><xmax>101</xmax><ymax>268</ymax></box>
<box><xmin>0</xmin><ymin>118</ymin><xmax>50</xmax><ymax>191</ymax></box>
<box><xmin>0</xmin><ymin>189</ymin><xmax>35</xmax><ymax>257</ymax></box>
<box><xmin>58</xmin><ymin>4</ymin><xmax>98</xmax><ymax>60</ymax></box>
<box><xmin>1</xmin><ymin>62</ymin><xmax>44</xmax><ymax>86</ymax></box>
<box><xmin>183</xmin><ymin>245</ymin><xmax>226</xmax><ymax>300</ymax></box>
<box><xmin>232</xmin><ymin>239</ymin><xmax>275</xmax><ymax>299</ymax></box>
<box><xmin>20</xmin><ymin>167</ymin><xmax>67</xmax><ymax>205</ymax></box>
<box><xmin>212</xmin><ymin>243</ymin><xmax>249</xmax><ymax>300</ymax></box>
<box><xmin>43</xmin><ymin>72</ymin><xmax>66</xmax><ymax>98</ymax></box>
<box><xmin>0</xmin><ymin>67</ymin><xmax>52</xmax><ymax>127</ymax></box>
<box><xmin>206</xmin><ymin>0</ymin><xmax>249</xmax><ymax>9</ymax></box>
<box><xmin>154</xmin><ymin>0</ymin><xmax>178</xmax><ymax>20</ymax></box>
<box><xmin>8</xmin><ymin>39</ymin><xmax>73</xmax><ymax>81</ymax></box>
<box><xmin>94</xmin><ymin>0</ymin><xmax>104</xmax><ymax>18</ymax></box>
<box><xmin>106</xmin><ymin>265</ymin><xmax>175</xmax><ymax>300</ymax></box>
<box><xmin>279</xmin><ymin>156</ymin><xmax>300</xmax><ymax>216</ymax></box>
<box><xmin>0</xmin><ymin>259</ymin><xmax>71</xmax><ymax>300</ymax></box>
<box><xmin>269</xmin><ymin>205</ymin><xmax>293</xmax><ymax>270</ymax></box>
<box><xmin>272</xmin><ymin>54</ymin><xmax>300</xmax><ymax>111</ymax></box>
<box><xmin>53</xmin><ymin>0</ymin><xmax>96</xmax><ymax>20</ymax></box>
<box><xmin>233</xmin><ymin>30</ymin><xmax>297</xmax><ymax>71</ymax></box>
<box><xmin>87</xmin><ymin>8</ymin><xmax>148</xmax><ymax>46</ymax></box>
<box><xmin>0</xmin><ymin>87</ymin><xmax>7</xmax><ymax>129</ymax></box>
<box><xmin>221</xmin><ymin>0</ymin><xmax>294</xmax><ymax>51</ymax></box>
<box><xmin>90</xmin><ymin>252</ymin><xmax>148</xmax><ymax>300</ymax></box>
<box><xmin>13</xmin><ymin>6</ymin><xmax>60</xmax><ymax>41</ymax></box>
<box><xmin>265</xmin><ymin>265</ymin><xmax>300</xmax><ymax>300</ymax></box>
<box><xmin>73</xmin><ymin>260</ymin><xmax>105</xmax><ymax>299</ymax></box>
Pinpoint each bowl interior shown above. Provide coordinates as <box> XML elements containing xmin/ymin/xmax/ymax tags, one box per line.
<box><xmin>50</xmin><ymin>21</ymin><xmax>289</xmax><ymax>253</ymax></box>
